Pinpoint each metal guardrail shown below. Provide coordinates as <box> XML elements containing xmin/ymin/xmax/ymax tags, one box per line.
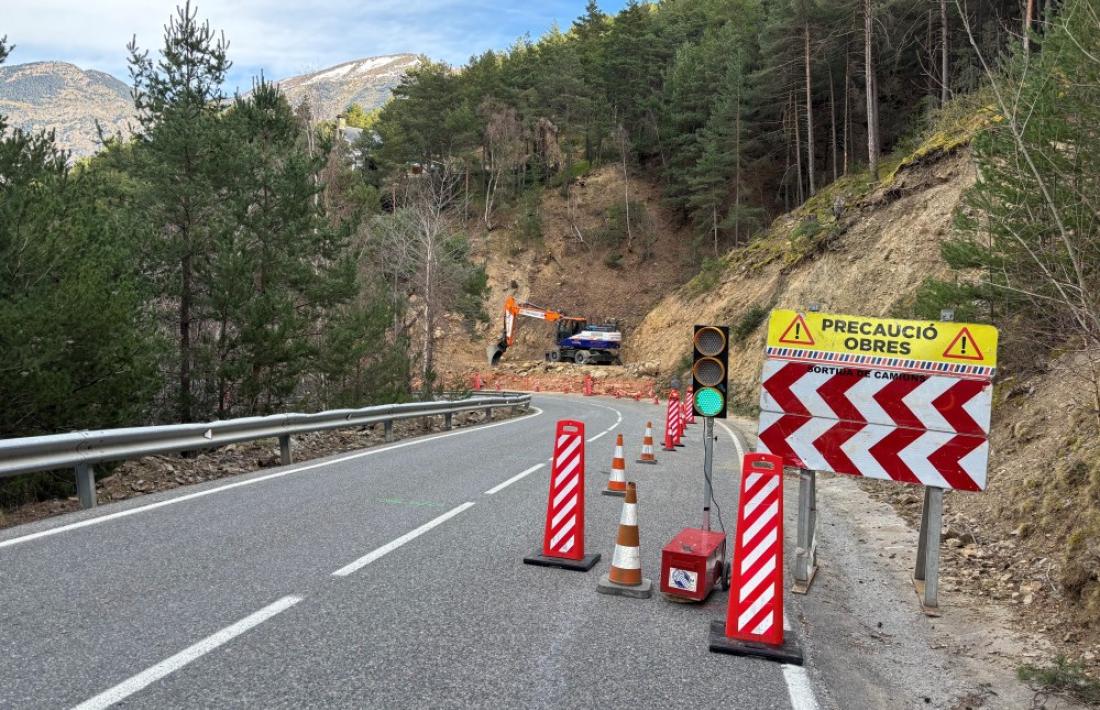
<box><xmin>0</xmin><ymin>393</ymin><xmax>532</xmax><ymax>510</ymax></box>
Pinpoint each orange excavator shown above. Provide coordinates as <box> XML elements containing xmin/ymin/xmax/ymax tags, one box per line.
<box><xmin>488</xmin><ymin>296</ymin><xmax>622</xmax><ymax>366</ymax></box>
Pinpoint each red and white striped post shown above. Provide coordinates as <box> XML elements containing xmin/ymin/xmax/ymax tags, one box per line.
<box><xmin>662</xmin><ymin>392</ymin><xmax>679</xmax><ymax>452</ymax></box>
<box><xmin>524</xmin><ymin>420</ymin><xmax>601</xmax><ymax>572</ymax></box>
<box><xmin>709</xmin><ymin>452</ymin><xmax>803</xmax><ymax>664</ymax></box>
<box><xmin>672</xmin><ymin>390</ymin><xmax>685</xmax><ymax>447</ymax></box>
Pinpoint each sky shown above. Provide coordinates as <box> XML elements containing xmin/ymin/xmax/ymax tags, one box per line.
<box><xmin>2</xmin><ymin>0</ymin><xmax>628</xmax><ymax>92</ymax></box>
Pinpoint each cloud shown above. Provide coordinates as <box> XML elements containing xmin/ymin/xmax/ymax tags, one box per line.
<box><xmin>2</xmin><ymin>0</ymin><xmax>624</xmax><ymax>90</ymax></box>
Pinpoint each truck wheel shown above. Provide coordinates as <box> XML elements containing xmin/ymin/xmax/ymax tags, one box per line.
<box><xmin>574</xmin><ymin>351</ymin><xmax>589</xmax><ymax>365</ymax></box>
<box><xmin>548</xmin><ymin>351</ymin><xmax>560</xmax><ymax>362</ymax></box>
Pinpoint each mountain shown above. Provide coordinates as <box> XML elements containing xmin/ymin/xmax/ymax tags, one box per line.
<box><xmin>274</xmin><ymin>54</ymin><xmax>421</xmax><ymax>121</ymax></box>
<box><xmin>0</xmin><ymin>61</ymin><xmax>133</xmax><ymax>157</ymax></box>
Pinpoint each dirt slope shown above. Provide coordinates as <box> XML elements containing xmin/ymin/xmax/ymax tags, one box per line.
<box><xmin>437</xmin><ymin>165</ymin><xmax>696</xmax><ymax>377</ymax></box>
<box><xmin>629</xmin><ymin>132</ymin><xmax>1100</xmax><ymax>683</ymax></box>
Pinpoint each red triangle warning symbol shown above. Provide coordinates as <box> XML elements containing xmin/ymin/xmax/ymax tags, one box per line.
<box><xmin>942</xmin><ymin>327</ymin><xmax>984</xmax><ymax>361</ymax></box>
<box><xmin>779</xmin><ymin>313</ymin><xmax>815</xmax><ymax>346</ymax></box>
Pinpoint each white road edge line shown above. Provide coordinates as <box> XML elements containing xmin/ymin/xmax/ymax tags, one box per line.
<box><xmin>781</xmin><ymin>665</ymin><xmax>820</xmax><ymax>710</ymax></box>
<box><xmin>719</xmin><ymin>420</ymin><xmax>820</xmax><ymax>710</ymax></box>
<box><xmin>0</xmin><ymin>409</ymin><xmax>542</xmax><ymax>551</ymax></box>
<box><xmin>484</xmin><ymin>464</ymin><xmax>544</xmax><ymax>495</ymax></box>
<box><xmin>332</xmin><ymin>502</ymin><xmax>475</xmax><ymax>577</ymax></box>
<box><xmin>70</xmin><ymin>595</ymin><xmax>301</xmax><ymax>710</ymax></box>
<box><xmin>587</xmin><ymin>431</ymin><xmax>608</xmax><ymax>443</ymax></box>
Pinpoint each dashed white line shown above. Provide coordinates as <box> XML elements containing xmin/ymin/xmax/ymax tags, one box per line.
<box><xmin>71</xmin><ymin>595</ymin><xmax>302</xmax><ymax>710</ymax></box>
<box><xmin>484</xmin><ymin>464</ymin><xmax>544</xmax><ymax>495</ymax></box>
<box><xmin>0</xmin><ymin>408</ymin><xmax>542</xmax><ymax>551</ymax></box>
<box><xmin>332</xmin><ymin>502</ymin><xmax>475</xmax><ymax>577</ymax></box>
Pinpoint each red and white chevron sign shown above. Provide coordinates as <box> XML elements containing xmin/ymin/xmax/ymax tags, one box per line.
<box><xmin>757</xmin><ymin>359</ymin><xmax>993</xmax><ymax>491</ymax></box>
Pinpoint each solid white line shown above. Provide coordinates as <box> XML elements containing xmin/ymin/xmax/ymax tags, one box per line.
<box><xmin>718</xmin><ymin>420</ymin><xmax>747</xmax><ymax>461</ymax></box>
<box><xmin>720</xmin><ymin>420</ymin><xmax>820</xmax><ymax>710</ymax></box>
<box><xmin>0</xmin><ymin>408</ymin><xmax>542</xmax><ymax>551</ymax></box>
<box><xmin>331</xmin><ymin>502</ymin><xmax>475</xmax><ymax>577</ymax></box>
<box><xmin>484</xmin><ymin>463</ymin><xmax>544</xmax><ymax>495</ymax></box>
<box><xmin>587</xmin><ymin>431</ymin><xmax>608</xmax><ymax>443</ymax></box>
<box><xmin>781</xmin><ymin>664</ymin><xmax>820</xmax><ymax>710</ymax></box>
<box><xmin>71</xmin><ymin>595</ymin><xmax>301</xmax><ymax>710</ymax></box>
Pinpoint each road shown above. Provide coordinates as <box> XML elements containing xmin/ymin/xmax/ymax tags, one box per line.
<box><xmin>0</xmin><ymin>394</ymin><xmax>818</xmax><ymax>709</ymax></box>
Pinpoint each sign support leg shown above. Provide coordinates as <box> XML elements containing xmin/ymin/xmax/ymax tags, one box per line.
<box><xmin>791</xmin><ymin>468</ymin><xmax>818</xmax><ymax>594</ymax></box>
<box><xmin>912</xmin><ymin>485</ymin><xmax>944</xmax><ymax>616</ymax></box>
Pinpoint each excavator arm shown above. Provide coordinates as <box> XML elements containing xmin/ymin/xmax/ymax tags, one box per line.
<box><xmin>488</xmin><ymin>296</ymin><xmax>585</xmax><ymax>365</ymax></box>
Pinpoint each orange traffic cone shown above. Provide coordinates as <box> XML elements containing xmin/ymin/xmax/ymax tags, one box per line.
<box><xmin>636</xmin><ymin>422</ymin><xmax>658</xmax><ymax>465</ymax></box>
<box><xmin>602</xmin><ymin>434</ymin><xmax>628</xmax><ymax>497</ymax></box>
<box><xmin>597</xmin><ymin>482</ymin><xmax>653</xmax><ymax>598</ymax></box>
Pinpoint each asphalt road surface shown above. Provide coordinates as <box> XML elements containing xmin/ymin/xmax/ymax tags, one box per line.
<box><xmin>1</xmin><ymin>394</ymin><xmax>819</xmax><ymax>709</ymax></box>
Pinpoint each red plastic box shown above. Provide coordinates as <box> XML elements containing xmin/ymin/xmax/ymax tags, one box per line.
<box><xmin>660</xmin><ymin>528</ymin><xmax>727</xmax><ymax>602</ymax></box>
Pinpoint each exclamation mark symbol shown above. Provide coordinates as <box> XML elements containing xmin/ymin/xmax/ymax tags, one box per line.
<box><xmin>961</xmin><ymin>336</ymin><xmax>967</xmax><ymax>355</ymax></box>
<box><xmin>795</xmin><ymin>323</ymin><xmax>802</xmax><ymax>340</ymax></box>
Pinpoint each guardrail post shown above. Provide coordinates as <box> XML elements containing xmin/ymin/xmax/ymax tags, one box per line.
<box><xmin>484</xmin><ymin>407</ymin><xmax>493</xmax><ymax>421</ymax></box>
<box><xmin>75</xmin><ymin>463</ymin><xmax>96</xmax><ymax>509</ymax></box>
<box><xmin>279</xmin><ymin>435</ymin><xmax>292</xmax><ymax>465</ymax></box>
<box><xmin>444</xmin><ymin>413</ymin><xmax>453</xmax><ymax>431</ymax></box>
<box><xmin>792</xmin><ymin>468</ymin><xmax>818</xmax><ymax>594</ymax></box>
<box><xmin>384</xmin><ymin>420</ymin><xmax>394</xmax><ymax>443</ymax></box>
<box><xmin>913</xmin><ymin>486</ymin><xmax>944</xmax><ymax>615</ymax></box>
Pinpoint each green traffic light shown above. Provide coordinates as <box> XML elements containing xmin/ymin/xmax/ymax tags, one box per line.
<box><xmin>695</xmin><ymin>387</ymin><xmax>725</xmax><ymax>417</ymax></box>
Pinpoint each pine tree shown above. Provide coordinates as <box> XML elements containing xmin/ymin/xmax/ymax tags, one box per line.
<box><xmin>0</xmin><ymin>37</ymin><xmax>159</xmax><ymax>440</ymax></box>
<box><xmin>212</xmin><ymin>80</ymin><xmax>359</xmax><ymax>415</ymax></box>
<box><xmin>127</xmin><ymin>1</ymin><xmax>231</xmax><ymax>422</ymax></box>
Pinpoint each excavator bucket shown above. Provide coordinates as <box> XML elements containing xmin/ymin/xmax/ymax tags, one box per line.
<box><xmin>487</xmin><ymin>337</ymin><xmax>508</xmax><ymax>366</ymax></box>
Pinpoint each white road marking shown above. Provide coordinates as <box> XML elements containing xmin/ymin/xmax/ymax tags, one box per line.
<box><xmin>781</xmin><ymin>664</ymin><xmax>820</xmax><ymax>710</ymax></box>
<box><xmin>717</xmin><ymin>421</ymin><xmax>748</xmax><ymax>461</ymax></box>
<box><xmin>484</xmin><ymin>464</ymin><xmax>545</xmax><ymax>495</ymax></box>
<box><xmin>720</xmin><ymin>420</ymin><xmax>820</xmax><ymax>710</ymax></box>
<box><xmin>0</xmin><ymin>408</ymin><xmax>542</xmax><ymax>551</ymax></box>
<box><xmin>331</xmin><ymin>502</ymin><xmax>475</xmax><ymax>577</ymax></box>
<box><xmin>587</xmin><ymin>431</ymin><xmax>608</xmax><ymax>442</ymax></box>
<box><xmin>71</xmin><ymin>595</ymin><xmax>301</xmax><ymax>710</ymax></box>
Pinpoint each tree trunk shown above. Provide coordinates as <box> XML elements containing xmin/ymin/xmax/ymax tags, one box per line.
<box><xmin>804</xmin><ymin>22</ymin><xmax>816</xmax><ymax>197</ymax></box>
<box><xmin>829</xmin><ymin>66</ymin><xmax>838</xmax><ymax>183</ymax></box>
<box><xmin>1023</xmin><ymin>0</ymin><xmax>1035</xmax><ymax>55</ymax></box>
<box><xmin>843</xmin><ymin>48</ymin><xmax>850</xmax><ymax>177</ymax></box>
<box><xmin>179</xmin><ymin>249</ymin><xmax>192</xmax><ymax>423</ymax></box>
<box><xmin>864</xmin><ymin>0</ymin><xmax>879</xmax><ymax>180</ymax></box>
<box><xmin>464</xmin><ymin>163</ymin><xmax>470</xmax><ymax>222</ymax></box>
<box><xmin>712</xmin><ymin>206</ymin><xmax>719</xmax><ymax>257</ymax></box>
<box><xmin>734</xmin><ymin>82</ymin><xmax>742</xmax><ymax>246</ymax></box>
<box><xmin>619</xmin><ymin>125</ymin><xmax>633</xmax><ymax>251</ymax></box>
<box><xmin>941</xmin><ymin>0</ymin><xmax>949</xmax><ymax>106</ymax></box>
<box><xmin>793</xmin><ymin>93</ymin><xmax>804</xmax><ymax>205</ymax></box>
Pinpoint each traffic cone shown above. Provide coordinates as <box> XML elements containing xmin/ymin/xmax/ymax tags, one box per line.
<box><xmin>686</xmin><ymin>388</ymin><xmax>697</xmax><ymax>425</ymax></box>
<box><xmin>597</xmin><ymin>482</ymin><xmax>653</xmax><ymax>598</ymax></box>
<box><xmin>602</xmin><ymin>434</ymin><xmax>628</xmax><ymax>497</ymax></box>
<box><xmin>636</xmin><ymin>422</ymin><xmax>658</xmax><ymax>464</ymax></box>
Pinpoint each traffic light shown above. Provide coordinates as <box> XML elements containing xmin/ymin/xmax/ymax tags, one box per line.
<box><xmin>692</xmin><ymin>325</ymin><xmax>729</xmax><ymax>418</ymax></box>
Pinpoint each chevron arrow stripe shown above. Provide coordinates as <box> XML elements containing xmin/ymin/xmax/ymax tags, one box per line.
<box><xmin>757</xmin><ymin>359</ymin><xmax>993</xmax><ymax>491</ymax></box>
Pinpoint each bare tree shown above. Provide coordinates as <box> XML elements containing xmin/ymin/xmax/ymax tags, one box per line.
<box><xmin>865</xmin><ymin>0</ymin><xmax>879</xmax><ymax>180</ymax></box>
<box><xmin>481</xmin><ymin>101</ymin><xmax>525</xmax><ymax>231</ymax></box>
<box><xmin>615</xmin><ymin>122</ymin><xmax>633</xmax><ymax>251</ymax></box>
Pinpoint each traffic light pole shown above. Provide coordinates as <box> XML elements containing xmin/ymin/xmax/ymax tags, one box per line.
<box><xmin>702</xmin><ymin>417</ymin><xmax>714</xmax><ymax>532</ymax></box>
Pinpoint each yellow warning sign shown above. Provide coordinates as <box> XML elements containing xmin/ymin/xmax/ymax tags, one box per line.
<box><xmin>765</xmin><ymin>309</ymin><xmax>999</xmax><ymax>372</ymax></box>
<box><xmin>778</xmin><ymin>313</ymin><xmax>815</xmax><ymax>345</ymax></box>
